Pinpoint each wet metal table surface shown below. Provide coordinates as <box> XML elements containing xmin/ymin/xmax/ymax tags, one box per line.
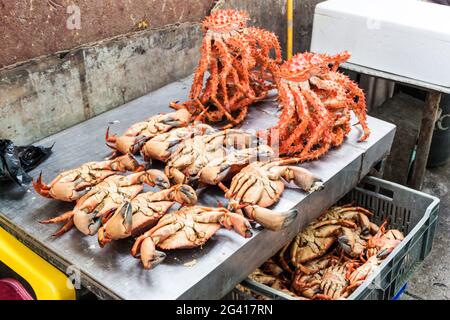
<box><xmin>0</xmin><ymin>76</ymin><xmax>396</xmax><ymax>300</ymax></box>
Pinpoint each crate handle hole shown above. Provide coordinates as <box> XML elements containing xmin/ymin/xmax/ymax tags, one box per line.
<box><xmin>379</xmin><ymin>187</ymin><xmax>394</xmax><ymax>199</ymax></box>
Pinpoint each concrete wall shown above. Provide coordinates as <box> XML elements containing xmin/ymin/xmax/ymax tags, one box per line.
<box><xmin>1</xmin><ymin>0</ymin><xmax>324</xmax><ymax>145</ymax></box>
<box><xmin>0</xmin><ymin>0</ymin><xmax>213</xmax><ymax>68</ymax></box>
<box><xmin>0</xmin><ymin>23</ymin><xmax>202</xmax><ymax>144</ymax></box>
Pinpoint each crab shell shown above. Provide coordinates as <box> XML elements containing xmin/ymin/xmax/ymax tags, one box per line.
<box><xmin>73</xmin><ymin>181</ymin><xmax>144</xmax><ymax>236</ymax></box>
<box><xmin>106</xmin><ymin>109</ymin><xmax>192</xmax><ymax>155</ymax></box>
<box><xmin>141</xmin><ymin>123</ymin><xmax>215</xmax><ymax>162</ymax></box>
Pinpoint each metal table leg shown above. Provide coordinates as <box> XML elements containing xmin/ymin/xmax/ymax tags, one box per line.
<box><xmin>409</xmin><ymin>91</ymin><xmax>442</xmax><ymax>190</ymax></box>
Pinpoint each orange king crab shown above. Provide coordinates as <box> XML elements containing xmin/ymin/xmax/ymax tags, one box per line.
<box><xmin>263</xmin><ymin>51</ymin><xmax>370</xmax><ymax>160</ymax></box>
<box><xmin>171</xmin><ymin>9</ymin><xmax>282</xmax><ymax>128</ymax></box>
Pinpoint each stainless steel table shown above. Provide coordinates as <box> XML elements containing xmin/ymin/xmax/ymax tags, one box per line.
<box><xmin>0</xmin><ymin>75</ymin><xmax>396</xmax><ymax>299</ymax></box>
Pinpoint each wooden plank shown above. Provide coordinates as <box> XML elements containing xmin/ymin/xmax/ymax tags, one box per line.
<box><xmin>409</xmin><ymin>91</ymin><xmax>442</xmax><ymax>189</ymax></box>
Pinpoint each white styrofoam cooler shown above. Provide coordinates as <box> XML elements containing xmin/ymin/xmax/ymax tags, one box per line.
<box><xmin>310</xmin><ymin>0</ymin><xmax>450</xmax><ymax>88</ymax></box>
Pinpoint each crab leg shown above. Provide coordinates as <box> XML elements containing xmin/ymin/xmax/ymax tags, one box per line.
<box><xmin>192</xmin><ymin>209</ymin><xmax>252</xmax><ymax>238</ymax></box>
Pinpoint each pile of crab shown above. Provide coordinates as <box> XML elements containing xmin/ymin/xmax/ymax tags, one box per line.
<box><xmin>34</xmin><ymin>109</ymin><xmax>323</xmax><ymax>269</ymax></box>
<box><xmin>172</xmin><ymin>9</ymin><xmax>371</xmax><ymax>161</ymax></box>
<box><xmin>236</xmin><ymin>205</ymin><xmax>404</xmax><ymax>300</ymax></box>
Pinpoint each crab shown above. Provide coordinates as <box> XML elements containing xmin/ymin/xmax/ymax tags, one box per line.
<box><xmin>346</xmin><ymin>255</ymin><xmax>380</xmax><ymax>292</ymax></box>
<box><xmin>281</xmin><ymin>222</ymin><xmax>348</xmax><ymax>270</ymax></box>
<box><xmin>32</xmin><ymin>154</ymin><xmax>142</xmax><ymax>202</ymax></box>
<box><xmin>130</xmin><ymin>206</ymin><xmax>252</xmax><ymax>269</ymax></box>
<box><xmin>198</xmin><ymin>144</ymin><xmax>275</xmax><ymax>185</ymax></box>
<box><xmin>164</xmin><ymin>129</ymin><xmax>257</xmax><ymax>185</ymax></box>
<box><xmin>220</xmin><ymin>157</ymin><xmax>323</xmax><ymax>231</ymax></box>
<box><xmin>366</xmin><ymin>221</ymin><xmax>404</xmax><ymax>259</ymax></box>
<box><xmin>97</xmin><ymin>184</ymin><xmax>198</xmax><ymax>247</ymax></box>
<box><xmin>315</xmin><ymin>264</ymin><xmax>350</xmax><ymax>300</ymax></box>
<box><xmin>290</xmin><ymin>253</ymin><xmax>341</xmax><ymax>297</ymax></box>
<box><xmin>40</xmin><ymin>170</ymin><xmax>169</xmax><ymax>236</ymax></box>
<box><xmin>317</xmin><ymin>205</ymin><xmax>379</xmax><ymax>237</ymax></box>
<box><xmin>105</xmin><ymin>109</ymin><xmax>191</xmax><ymax>156</ymax></box>
<box><xmin>171</xmin><ymin>9</ymin><xmax>281</xmax><ymax>128</ymax></box>
<box><xmin>140</xmin><ymin>123</ymin><xmax>214</xmax><ymax>162</ymax></box>
<box><xmin>261</xmin><ymin>51</ymin><xmax>370</xmax><ymax>161</ymax></box>
<box><xmin>285</xmin><ymin>206</ymin><xmax>379</xmax><ymax>266</ymax></box>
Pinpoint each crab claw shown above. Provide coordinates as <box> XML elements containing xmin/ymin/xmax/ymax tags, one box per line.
<box><xmin>32</xmin><ymin>172</ymin><xmax>51</xmax><ymax>198</ymax></box>
<box><xmin>105</xmin><ymin>126</ymin><xmax>116</xmax><ymax>145</ymax></box>
<box><xmin>142</xmin><ymin>169</ymin><xmax>170</xmax><ymax>189</ymax></box>
<box><xmin>172</xmin><ymin>184</ymin><xmax>198</xmax><ymax>205</ymax></box>
<box><xmin>221</xmin><ymin>212</ymin><xmax>253</xmax><ymax>238</ymax></box>
<box><xmin>98</xmin><ymin>202</ymin><xmax>133</xmax><ymax>247</ymax></box>
<box><xmin>244</xmin><ymin>205</ymin><xmax>297</xmax><ymax>231</ymax></box>
<box><xmin>116</xmin><ymin>136</ymin><xmax>142</xmax><ymax>155</ymax></box>
<box><xmin>73</xmin><ymin>211</ymin><xmax>103</xmax><ymax>236</ymax></box>
<box><xmin>337</xmin><ymin>227</ymin><xmax>356</xmax><ymax>255</ymax></box>
<box><xmin>131</xmin><ymin>235</ymin><xmax>166</xmax><ymax>269</ymax></box>
<box><xmin>283</xmin><ymin>166</ymin><xmax>323</xmax><ymax>193</ymax></box>
<box><xmin>198</xmin><ymin>164</ymin><xmax>229</xmax><ymax>185</ymax></box>
<box><xmin>110</xmin><ymin>153</ymin><xmax>142</xmax><ymax>172</ymax></box>
<box><xmin>163</xmin><ymin>109</ymin><xmax>191</xmax><ymax>127</ymax></box>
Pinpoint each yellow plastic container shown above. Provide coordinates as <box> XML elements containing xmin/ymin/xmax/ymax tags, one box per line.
<box><xmin>0</xmin><ymin>227</ymin><xmax>76</xmax><ymax>300</ymax></box>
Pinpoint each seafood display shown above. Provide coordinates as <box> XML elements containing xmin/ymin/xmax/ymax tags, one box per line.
<box><xmin>171</xmin><ymin>9</ymin><xmax>281</xmax><ymax>128</ymax></box>
<box><xmin>30</xmin><ymin>6</ymin><xmax>381</xmax><ymax>282</ymax></box>
<box><xmin>239</xmin><ymin>205</ymin><xmax>404</xmax><ymax>300</ymax></box>
<box><xmin>131</xmin><ymin>206</ymin><xmax>253</xmax><ymax>269</ymax></box>
<box><xmin>106</xmin><ymin>109</ymin><xmax>191</xmax><ymax>156</ymax></box>
<box><xmin>33</xmin><ymin>154</ymin><xmax>141</xmax><ymax>202</ymax></box>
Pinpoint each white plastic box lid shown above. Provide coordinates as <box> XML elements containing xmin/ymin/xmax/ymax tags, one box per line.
<box><xmin>311</xmin><ymin>0</ymin><xmax>450</xmax><ymax>88</ymax></box>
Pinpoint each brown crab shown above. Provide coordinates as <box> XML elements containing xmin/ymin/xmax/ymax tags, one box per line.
<box><xmin>317</xmin><ymin>205</ymin><xmax>380</xmax><ymax>238</ymax></box>
<box><xmin>131</xmin><ymin>206</ymin><xmax>252</xmax><ymax>269</ymax></box>
<box><xmin>33</xmin><ymin>154</ymin><xmax>141</xmax><ymax>202</ymax></box>
<box><xmin>346</xmin><ymin>255</ymin><xmax>380</xmax><ymax>292</ymax></box>
<box><xmin>40</xmin><ymin>170</ymin><xmax>169</xmax><ymax>236</ymax></box>
<box><xmin>221</xmin><ymin>158</ymin><xmax>323</xmax><ymax>231</ymax></box>
<box><xmin>141</xmin><ymin>123</ymin><xmax>215</xmax><ymax>162</ymax></box>
<box><xmin>164</xmin><ymin>129</ymin><xmax>256</xmax><ymax>185</ymax></box>
<box><xmin>366</xmin><ymin>221</ymin><xmax>404</xmax><ymax>259</ymax></box>
<box><xmin>106</xmin><ymin>109</ymin><xmax>191</xmax><ymax>156</ymax></box>
<box><xmin>97</xmin><ymin>184</ymin><xmax>198</xmax><ymax>247</ymax></box>
<box><xmin>315</xmin><ymin>264</ymin><xmax>350</xmax><ymax>300</ymax></box>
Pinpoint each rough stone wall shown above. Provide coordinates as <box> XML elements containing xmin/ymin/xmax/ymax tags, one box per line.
<box><xmin>0</xmin><ymin>0</ymin><xmax>213</xmax><ymax>68</ymax></box>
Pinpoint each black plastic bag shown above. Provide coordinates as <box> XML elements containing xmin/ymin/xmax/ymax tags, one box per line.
<box><xmin>0</xmin><ymin>140</ymin><xmax>53</xmax><ymax>186</ymax></box>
